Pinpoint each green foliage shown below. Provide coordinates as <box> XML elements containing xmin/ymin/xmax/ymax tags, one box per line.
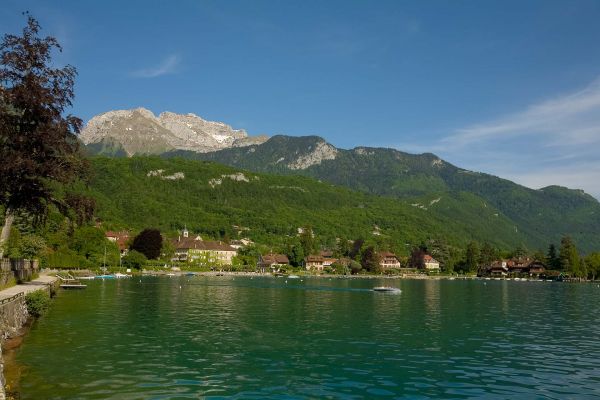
<box><xmin>585</xmin><ymin>253</ymin><xmax>600</xmax><ymax>280</ymax></box>
<box><xmin>163</xmin><ymin>135</ymin><xmax>600</xmax><ymax>252</ymax></box>
<box><xmin>559</xmin><ymin>236</ymin><xmax>583</xmax><ymax>277</ymax></box>
<box><xmin>25</xmin><ymin>290</ymin><xmax>51</xmax><ymax>318</ymax></box>
<box><xmin>547</xmin><ymin>244</ymin><xmax>561</xmax><ymax>270</ymax></box>
<box><xmin>122</xmin><ymin>250</ymin><xmax>147</xmax><ymax>270</ymax></box>
<box><xmin>361</xmin><ymin>246</ymin><xmax>381</xmax><ymax>273</ymax></box>
<box><xmin>19</xmin><ymin>234</ymin><xmax>46</xmax><ymax>258</ymax></box>
<box><xmin>465</xmin><ymin>242</ymin><xmax>480</xmax><ymax>273</ymax></box>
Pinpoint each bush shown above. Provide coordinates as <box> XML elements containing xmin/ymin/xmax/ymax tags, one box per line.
<box><xmin>25</xmin><ymin>290</ymin><xmax>51</xmax><ymax>317</ymax></box>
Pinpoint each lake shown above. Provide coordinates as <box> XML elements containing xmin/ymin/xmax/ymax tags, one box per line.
<box><xmin>9</xmin><ymin>276</ymin><xmax>600</xmax><ymax>399</ymax></box>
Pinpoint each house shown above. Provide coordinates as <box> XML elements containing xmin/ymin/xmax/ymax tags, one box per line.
<box><xmin>305</xmin><ymin>255</ymin><xmax>325</xmax><ymax>271</ymax></box>
<box><xmin>172</xmin><ymin>231</ymin><xmax>237</xmax><ymax>265</ymax></box>
<box><xmin>527</xmin><ymin>261</ymin><xmax>546</xmax><ymax>277</ymax></box>
<box><xmin>488</xmin><ymin>260</ymin><xmax>509</xmax><ymax>277</ymax></box>
<box><xmin>379</xmin><ymin>252</ymin><xmax>401</xmax><ymax>269</ymax></box>
<box><xmin>105</xmin><ymin>231</ymin><xmax>130</xmax><ymax>254</ymax></box>
<box><xmin>423</xmin><ymin>254</ymin><xmax>440</xmax><ymax>270</ymax></box>
<box><xmin>257</xmin><ymin>254</ymin><xmax>289</xmax><ymax>273</ymax></box>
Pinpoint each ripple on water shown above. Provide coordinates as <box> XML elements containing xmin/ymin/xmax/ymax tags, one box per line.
<box><xmin>11</xmin><ymin>277</ymin><xmax>600</xmax><ymax>399</ymax></box>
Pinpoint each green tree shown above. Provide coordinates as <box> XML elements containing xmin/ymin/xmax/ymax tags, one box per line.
<box><xmin>559</xmin><ymin>236</ymin><xmax>581</xmax><ymax>276</ymax></box>
<box><xmin>0</xmin><ymin>15</ymin><xmax>87</xmax><ymax>257</ymax></box>
<box><xmin>290</xmin><ymin>245</ymin><xmax>305</xmax><ymax>268</ymax></box>
<box><xmin>299</xmin><ymin>227</ymin><xmax>315</xmax><ymax>256</ymax></box>
<box><xmin>546</xmin><ymin>244</ymin><xmax>560</xmax><ymax>270</ymax></box>
<box><xmin>19</xmin><ymin>234</ymin><xmax>46</xmax><ymax>258</ymax></box>
<box><xmin>585</xmin><ymin>252</ymin><xmax>600</xmax><ymax>280</ymax></box>
<box><xmin>122</xmin><ymin>250</ymin><xmax>147</xmax><ymax>270</ymax></box>
<box><xmin>131</xmin><ymin>228</ymin><xmax>162</xmax><ymax>260</ymax></box>
<box><xmin>479</xmin><ymin>242</ymin><xmax>497</xmax><ymax>267</ymax></box>
<box><xmin>465</xmin><ymin>241</ymin><xmax>480</xmax><ymax>273</ymax></box>
<box><xmin>349</xmin><ymin>260</ymin><xmax>362</xmax><ymax>275</ymax></box>
<box><xmin>349</xmin><ymin>238</ymin><xmax>364</xmax><ymax>260</ymax></box>
<box><xmin>361</xmin><ymin>246</ymin><xmax>381</xmax><ymax>274</ymax></box>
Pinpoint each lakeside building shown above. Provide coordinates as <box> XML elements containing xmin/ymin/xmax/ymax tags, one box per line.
<box><xmin>172</xmin><ymin>229</ymin><xmax>237</xmax><ymax>265</ymax></box>
<box><xmin>479</xmin><ymin>258</ymin><xmax>546</xmax><ymax>278</ymax></box>
<box><xmin>304</xmin><ymin>251</ymin><xmax>338</xmax><ymax>271</ymax></box>
<box><xmin>423</xmin><ymin>254</ymin><xmax>440</xmax><ymax>271</ymax></box>
<box><xmin>379</xmin><ymin>252</ymin><xmax>401</xmax><ymax>269</ymax></box>
<box><xmin>105</xmin><ymin>231</ymin><xmax>130</xmax><ymax>255</ymax></box>
<box><xmin>257</xmin><ymin>254</ymin><xmax>289</xmax><ymax>273</ymax></box>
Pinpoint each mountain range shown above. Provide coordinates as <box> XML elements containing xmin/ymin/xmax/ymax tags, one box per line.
<box><xmin>82</xmin><ymin>108</ymin><xmax>600</xmax><ymax>252</ymax></box>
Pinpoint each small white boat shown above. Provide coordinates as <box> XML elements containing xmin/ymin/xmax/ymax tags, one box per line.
<box><xmin>115</xmin><ymin>273</ymin><xmax>132</xmax><ymax>278</ymax></box>
<box><xmin>288</xmin><ymin>275</ymin><xmax>300</xmax><ymax>279</ymax></box>
<box><xmin>373</xmin><ymin>286</ymin><xmax>401</xmax><ymax>293</ymax></box>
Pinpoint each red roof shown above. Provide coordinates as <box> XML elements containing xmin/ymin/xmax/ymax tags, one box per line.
<box><xmin>260</xmin><ymin>254</ymin><xmax>289</xmax><ymax>265</ymax></box>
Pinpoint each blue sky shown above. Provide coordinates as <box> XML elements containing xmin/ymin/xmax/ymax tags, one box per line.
<box><xmin>3</xmin><ymin>0</ymin><xmax>600</xmax><ymax>198</ymax></box>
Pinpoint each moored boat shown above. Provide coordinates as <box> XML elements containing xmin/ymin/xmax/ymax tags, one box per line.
<box><xmin>373</xmin><ymin>286</ymin><xmax>401</xmax><ymax>293</ymax></box>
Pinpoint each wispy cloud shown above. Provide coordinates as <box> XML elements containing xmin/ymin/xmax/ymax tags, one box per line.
<box><xmin>444</xmin><ymin>77</ymin><xmax>600</xmax><ymax>150</ymax></box>
<box><xmin>132</xmin><ymin>54</ymin><xmax>181</xmax><ymax>78</ymax></box>
<box><xmin>396</xmin><ymin>77</ymin><xmax>600</xmax><ymax>199</ymax></box>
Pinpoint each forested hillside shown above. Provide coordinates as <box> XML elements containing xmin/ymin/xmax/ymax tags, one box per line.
<box><xmin>162</xmin><ymin>136</ymin><xmax>600</xmax><ymax>251</ymax></box>
<box><xmin>81</xmin><ymin>157</ymin><xmax>575</xmax><ymax>253</ymax></box>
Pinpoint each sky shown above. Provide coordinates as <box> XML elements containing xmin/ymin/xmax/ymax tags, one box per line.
<box><xmin>2</xmin><ymin>0</ymin><xmax>600</xmax><ymax>198</ymax></box>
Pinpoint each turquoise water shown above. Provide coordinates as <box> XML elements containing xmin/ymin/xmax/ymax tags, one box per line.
<box><xmin>13</xmin><ymin>276</ymin><xmax>600</xmax><ymax>399</ymax></box>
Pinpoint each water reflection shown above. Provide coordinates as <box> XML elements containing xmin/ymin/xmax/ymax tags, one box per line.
<box><xmin>11</xmin><ymin>278</ymin><xmax>600</xmax><ymax>399</ymax></box>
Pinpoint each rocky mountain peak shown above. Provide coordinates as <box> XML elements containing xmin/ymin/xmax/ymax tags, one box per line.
<box><xmin>80</xmin><ymin>108</ymin><xmax>268</xmax><ymax>155</ymax></box>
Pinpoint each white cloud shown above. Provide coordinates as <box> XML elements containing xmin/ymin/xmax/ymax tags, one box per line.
<box><xmin>396</xmin><ymin>77</ymin><xmax>600</xmax><ymax>200</ymax></box>
<box><xmin>132</xmin><ymin>54</ymin><xmax>180</xmax><ymax>78</ymax></box>
<box><xmin>444</xmin><ymin>77</ymin><xmax>600</xmax><ymax>150</ymax></box>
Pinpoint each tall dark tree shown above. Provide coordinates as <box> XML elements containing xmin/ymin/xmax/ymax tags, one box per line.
<box><xmin>479</xmin><ymin>242</ymin><xmax>497</xmax><ymax>267</ymax></box>
<box><xmin>465</xmin><ymin>241</ymin><xmax>480</xmax><ymax>272</ymax></box>
<box><xmin>559</xmin><ymin>236</ymin><xmax>581</xmax><ymax>276</ymax></box>
<box><xmin>131</xmin><ymin>228</ymin><xmax>163</xmax><ymax>260</ymax></box>
<box><xmin>0</xmin><ymin>14</ymin><xmax>86</xmax><ymax>256</ymax></box>
<box><xmin>361</xmin><ymin>246</ymin><xmax>381</xmax><ymax>274</ymax></box>
<box><xmin>299</xmin><ymin>226</ymin><xmax>315</xmax><ymax>256</ymax></box>
<box><xmin>409</xmin><ymin>246</ymin><xmax>426</xmax><ymax>269</ymax></box>
<box><xmin>349</xmin><ymin>238</ymin><xmax>364</xmax><ymax>260</ymax></box>
<box><xmin>546</xmin><ymin>244</ymin><xmax>560</xmax><ymax>270</ymax></box>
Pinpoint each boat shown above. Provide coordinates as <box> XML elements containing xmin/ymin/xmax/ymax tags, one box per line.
<box><xmin>95</xmin><ymin>274</ymin><xmax>115</xmax><ymax>279</ymax></box>
<box><xmin>373</xmin><ymin>286</ymin><xmax>401</xmax><ymax>293</ymax></box>
<box><xmin>185</xmin><ymin>272</ymin><xmax>197</xmax><ymax>276</ymax></box>
<box><xmin>288</xmin><ymin>275</ymin><xmax>300</xmax><ymax>279</ymax></box>
<box><xmin>114</xmin><ymin>273</ymin><xmax>132</xmax><ymax>278</ymax></box>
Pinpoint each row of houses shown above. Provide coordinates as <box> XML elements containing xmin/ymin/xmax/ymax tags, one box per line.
<box><xmin>258</xmin><ymin>251</ymin><xmax>441</xmax><ymax>273</ymax></box>
<box><xmin>478</xmin><ymin>258</ymin><xmax>546</xmax><ymax>278</ymax></box>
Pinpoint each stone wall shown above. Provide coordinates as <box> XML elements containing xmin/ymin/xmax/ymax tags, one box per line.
<box><xmin>0</xmin><ymin>259</ymin><xmax>40</xmax><ymax>289</ymax></box>
<box><xmin>0</xmin><ymin>294</ymin><xmax>29</xmax><ymax>400</ymax></box>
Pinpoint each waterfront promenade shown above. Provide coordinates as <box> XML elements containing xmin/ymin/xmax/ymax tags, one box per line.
<box><xmin>0</xmin><ymin>274</ymin><xmax>58</xmax><ymax>301</ymax></box>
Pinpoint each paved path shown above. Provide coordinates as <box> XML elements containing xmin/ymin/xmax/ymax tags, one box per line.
<box><xmin>0</xmin><ymin>274</ymin><xmax>58</xmax><ymax>301</ymax></box>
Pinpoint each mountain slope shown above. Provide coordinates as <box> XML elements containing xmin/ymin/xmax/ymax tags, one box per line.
<box><xmin>164</xmin><ymin>135</ymin><xmax>600</xmax><ymax>252</ymax></box>
<box><xmin>83</xmin><ymin>157</ymin><xmax>536</xmax><ymax>254</ymax></box>
<box><xmin>81</xmin><ymin>110</ymin><xmax>600</xmax><ymax>252</ymax></box>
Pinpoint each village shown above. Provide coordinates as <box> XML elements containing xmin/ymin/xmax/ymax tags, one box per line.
<box><xmin>103</xmin><ymin>227</ymin><xmax>553</xmax><ymax>280</ymax></box>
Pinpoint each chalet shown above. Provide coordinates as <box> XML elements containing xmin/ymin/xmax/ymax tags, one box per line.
<box><xmin>379</xmin><ymin>252</ymin><xmax>401</xmax><ymax>269</ymax></box>
<box><xmin>527</xmin><ymin>261</ymin><xmax>546</xmax><ymax>277</ymax></box>
<box><xmin>488</xmin><ymin>260</ymin><xmax>509</xmax><ymax>277</ymax></box>
<box><xmin>172</xmin><ymin>230</ymin><xmax>237</xmax><ymax>265</ymax></box>
<box><xmin>105</xmin><ymin>231</ymin><xmax>130</xmax><ymax>254</ymax></box>
<box><xmin>423</xmin><ymin>254</ymin><xmax>440</xmax><ymax>271</ymax></box>
<box><xmin>305</xmin><ymin>255</ymin><xmax>325</xmax><ymax>271</ymax></box>
<box><xmin>257</xmin><ymin>254</ymin><xmax>289</xmax><ymax>273</ymax></box>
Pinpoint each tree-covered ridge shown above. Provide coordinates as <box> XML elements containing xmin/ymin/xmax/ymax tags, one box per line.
<box><xmin>158</xmin><ymin>135</ymin><xmax>600</xmax><ymax>252</ymax></box>
<box><xmin>81</xmin><ymin>156</ymin><xmax>539</xmax><ymax>255</ymax></box>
